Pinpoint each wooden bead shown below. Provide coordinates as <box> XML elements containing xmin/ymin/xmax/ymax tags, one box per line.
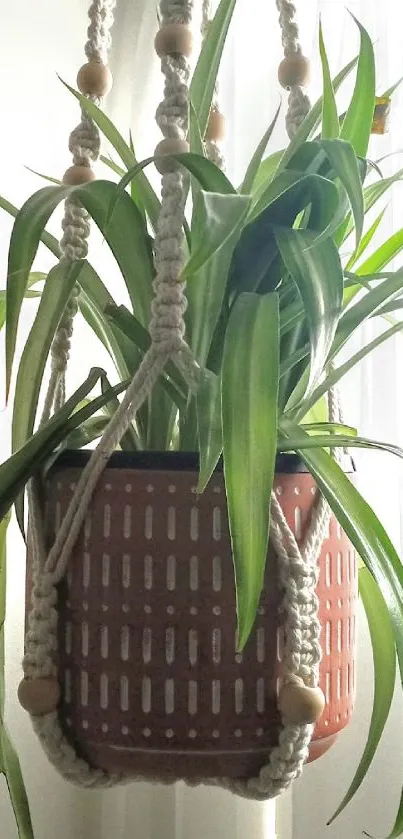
<box><xmin>62</xmin><ymin>165</ymin><xmax>96</xmax><ymax>186</ymax></box>
<box><xmin>278</xmin><ymin>681</ymin><xmax>325</xmax><ymax>725</ymax></box>
<box><xmin>154</xmin><ymin>23</ymin><xmax>193</xmax><ymax>58</ymax></box>
<box><xmin>18</xmin><ymin>677</ymin><xmax>61</xmax><ymax>716</ymax></box>
<box><xmin>154</xmin><ymin>138</ymin><xmax>190</xmax><ymax>174</ymax></box>
<box><xmin>278</xmin><ymin>54</ymin><xmax>311</xmax><ymax>89</ymax></box>
<box><xmin>77</xmin><ymin>62</ymin><xmax>113</xmax><ymax>97</ymax></box>
<box><xmin>205</xmin><ymin>109</ymin><xmax>226</xmax><ymax>142</ymax></box>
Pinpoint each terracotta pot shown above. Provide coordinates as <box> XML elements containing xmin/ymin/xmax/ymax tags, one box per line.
<box><xmin>33</xmin><ymin>451</ymin><xmax>357</xmax><ymax>780</ymax></box>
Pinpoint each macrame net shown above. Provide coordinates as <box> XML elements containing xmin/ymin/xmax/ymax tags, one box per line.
<box><xmin>22</xmin><ymin>0</ymin><xmax>341</xmax><ymax>798</ymax></box>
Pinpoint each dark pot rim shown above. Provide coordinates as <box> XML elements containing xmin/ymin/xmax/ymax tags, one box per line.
<box><xmin>48</xmin><ymin>450</ymin><xmax>355</xmax><ymax>476</ymax></box>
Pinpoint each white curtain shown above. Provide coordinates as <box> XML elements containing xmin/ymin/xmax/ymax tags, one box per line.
<box><xmin>1</xmin><ymin>1</ymin><xmax>403</xmax><ymax>838</ymax></box>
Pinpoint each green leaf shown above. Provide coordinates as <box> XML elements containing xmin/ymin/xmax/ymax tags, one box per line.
<box><xmin>331</xmin><ymin>269</ymin><xmax>403</xmax><ymax>360</ymax></box>
<box><xmin>183</xmin><ymin>191</ymin><xmax>250</xmax><ymax>279</ymax></box>
<box><xmin>100</xmin><ymin>154</ymin><xmax>126</xmax><ymax>179</ymax></box>
<box><xmin>241</xmin><ymin>104</ymin><xmax>281</xmax><ymax>194</ymax></box>
<box><xmin>250</xmin><ymin>170</ymin><xmax>339</xmax><ymax>228</ymax></box>
<box><xmin>274</xmin><ymin>228</ymin><xmax>343</xmax><ymax>392</ymax></box>
<box><xmin>250</xmin><ymin>149</ymin><xmax>285</xmax><ymax>198</ymax></box>
<box><xmin>222</xmin><ymin>292</ymin><xmax>279</xmax><ymax>648</ymax></box>
<box><xmin>189</xmin><ymin>0</ymin><xmax>236</xmax><ymax>136</ymax></box>
<box><xmin>12</xmin><ymin>260</ymin><xmax>83</xmax><ymax>455</ymax></box>
<box><xmin>300</xmin><ymin>320</ymin><xmax>403</xmax><ymax>419</ymax></box>
<box><xmin>0</xmin><ymin>369</ymin><xmax>130</xmax><ymax>522</ymax></box>
<box><xmin>340</xmin><ymin>17</ymin><xmax>375</xmax><ymax>157</ymax></box>
<box><xmin>25</xmin><ymin>166</ymin><xmax>62</xmax><ymax>185</ymax></box>
<box><xmin>362</xmin><ymin>170</ymin><xmax>403</xmax><ymax>217</ymax></box>
<box><xmin>328</xmin><ymin>568</ymin><xmax>396</xmax><ymax>824</ymax></box>
<box><xmin>278</xmin><ymin>55</ymin><xmax>359</xmax><ymax>173</ymax></box>
<box><xmin>345</xmin><ymin>208</ymin><xmax>386</xmax><ymax>273</ymax></box>
<box><xmin>0</xmin><ymin>728</ymin><xmax>35</xmax><ymax>839</ymax></box>
<box><xmin>77</xmin><ymin>261</ymin><xmax>137</xmax><ymax>382</ymax></box>
<box><xmin>356</xmin><ymin>228</ymin><xmax>403</xmax><ymax>276</ymax></box>
<box><xmin>384</xmin><ymin>788</ymin><xmax>403</xmax><ymax>839</ymax></box>
<box><xmin>78</xmin><ymin>180</ymin><xmax>154</xmax><ymax>326</ymax></box>
<box><xmin>63</xmin><ymin>415</ymin><xmax>110</xmax><ymax>450</ymax></box>
<box><xmin>0</xmin><ymin>194</ymin><xmax>60</xmax><ymax>259</ymax></box>
<box><xmin>320</xmin><ymin>139</ymin><xmax>364</xmax><ymax>248</ymax></box>
<box><xmin>278</xmin><ymin>428</ymin><xmax>403</xmax><ymax>460</ymax></box>
<box><xmin>196</xmin><ymin>371</ymin><xmax>222</xmax><ymax>493</ymax></box>
<box><xmin>300</xmin><ymin>421</ymin><xmax>356</xmax><ymax>436</ymax></box>
<box><xmin>0</xmin><ymin>513</ymin><xmax>10</xmax><ymax>715</ymax></box>
<box><xmin>60</xmin><ymin>79</ymin><xmax>160</xmax><ymax>229</ymax></box>
<box><xmin>6</xmin><ymin>183</ymin><xmax>71</xmax><ymax>395</ymax></box>
<box><xmin>114</xmin><ymin>153</ymin><xmax>235</xmax><ymax>207</ymax></box>
<box><xmin>283</xmin><ymin>429</ymin><xmax>403</xmax><ymax>691</ymax></box>
<box><xmin>0</xmin><ymin>517</ymin><xmax>33</xmax><ymax>836</ymax></box>
<box><xmin>381</xmin><ymin>76</ymin><xmax>403</xmax><ymax>100</ymax></box>
<box><xmin>319</xmin><ymin>23</ymin><xmax>339</xmax><ymax>139</ymax></box>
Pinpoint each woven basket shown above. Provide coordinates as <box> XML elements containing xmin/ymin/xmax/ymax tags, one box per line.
<box><xmin>31</xmin><ymin>451</ymin><xmax>357</xmax><ymax>780</ymax></box>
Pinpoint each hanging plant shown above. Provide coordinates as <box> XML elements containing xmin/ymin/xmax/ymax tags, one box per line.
<box><xmin>1</xmin><ymin>0</ymin><xmax>403</xmax><ymax>832</ymax></box>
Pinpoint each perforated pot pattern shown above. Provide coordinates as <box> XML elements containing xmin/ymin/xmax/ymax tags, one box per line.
<box><xmin>36</xmin><ymin>455</ymin><xmax>357</xmax><ymax>779</ymax></box>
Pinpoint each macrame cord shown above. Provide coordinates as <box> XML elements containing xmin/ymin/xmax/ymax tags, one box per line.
<box><xmin>22</xmin><ymin>0</ymin><xmax>339</xmax><ymax>799</ymax></box>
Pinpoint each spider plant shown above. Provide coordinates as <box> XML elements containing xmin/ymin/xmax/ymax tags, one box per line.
<box><xmin>1</xmin><ymin>3</ymin><xmax>403</xmax><ymax>830</ymax></box>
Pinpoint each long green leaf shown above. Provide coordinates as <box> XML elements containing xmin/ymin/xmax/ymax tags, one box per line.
<box><xmin>0</xmin><ymin>513</ymin><xmax>10</xmax><ymax>717</ymax></box>
<box><xmin>278</xmin><ymin>55</ymin><xmax>359</xmax><ymax>173</ymax></box>
<box><xmin>241</xmin><ymin>105</ymin><xmax>281</xmax><ymax>194</ymax></box>
<box><xmin>196</xmin><ymin>371</ymin><xmax>222</xmax><ymax>493</ymax></box>
<box><xmin>77</xmin><ymin>262</ymin><xmax>136</xmax><ymax>382</ymax></box>
<box><xmin>357</xmin><ymin>228</ymin><xmax>403</xmax><ymax>276</ymax></box>
<box><xmin>189</xmin><ymin>0</ymin><xmax>236</xmax><ymax>136</ymax></box>
<box><xmin>60</xmin><ymin>79</ymin><xmax>160</xmax><ymax>229</ymax></box>
<box><xmin>345</xmin><ymin>208</ymin><xmax>386</xmax><ymax>273</ymax></box>
<box><xmin>320</xmin><ymin>139</ymin><xmax>364</xmax><ymax>247</ymax></box>
<box><xmin>319</xmin><ymin>23</ymin><xmax>339</xmax><ymax>139</ymax></box>
<box><xmin>6</xmin><ymin>184</ymin><xmax>71</xmax><ymax>394</ymax></box>
<box><xmin>340</xmin><ymin>17</ymin><xmax>375</xmax><ymax>157</ymax></box>
<box><xmin>0</xmin><ymin>369</ymin><xmax>131</xmax><ymax>522</ymax></box>
<box><xmin>222</xmin><ymin>292</ymin><xmax>279</xmax><ymax>648</ymax></box>
<box><xmin>0</xmin><ymin>519</ymin><xmax>34</xmax><ymax>837</ymax></box>
<box><xmin>250</xmin><ymin>150</ymin><xmax>285</xmax><ymax>199</ymax></box>
<box><xmin>275</xmin><ymin>228</ymin><xmax>343</xmax><ymax>392</ymax></box>
<box><xmin>12</xmin><ymin>260</ymin><xmax>83</xmax><ymax>455</ymax></box>
<box><xmin>78</xmin><ymin>180</ymin><xmax>154</xmax><ymax>326</ymax></box>
<box><xmin>384</xmin><ymin>788</ymin><xmax>403</xmax><ymax>839</ymax></box>
<box><xmin>183</xmin><ymin>191</ymin><xmax>250</xmax><ymax>279</ymax></box>
<box><xmin>328</xmin><ymin>568</ymin><xmax>396</xmax><ymax>824</ymax></box>
<box><xmin>330</xmin><ymin>269</ymin><xmax>403</xmax><ymax>360</ymax></box>
<box><xmin>114</xmin><ymin>153</ymin><xmax>235</xmax><ymax>206</ymax></box>
<box><xmin>278</xmin><ymin>429</ymin><xmax>403</xmax><ymax>460</ymax></box>
<box><xmin>282</xmin><ymin>428</ymin><xmax>403</xmax><ymax>684</ymax></box>
<box><xmin>300</xmin><ymin>320</ymin><xmax>403</xmax><ymax>419</ymax></box>
<box><xmin>0</xmin><ymin>728</ymin><xmax>35</xmax><ymax>839</ymax></box>
<box><xmin>64</xmin><ymin>415</ymin><xmax>110</xmax><ymax>450</ymax></box>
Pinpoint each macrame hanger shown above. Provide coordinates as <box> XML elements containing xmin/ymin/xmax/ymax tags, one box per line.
<box><xmin>20</xmin><ymin>0</ymin><xmax>334</xmax><ymax>799</ymax></box>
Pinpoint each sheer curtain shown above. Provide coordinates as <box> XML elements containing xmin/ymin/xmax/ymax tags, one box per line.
<box><xmin>1</xmin><ymin>2</ymin><xmax>403</xmax><ymax>839</ymax></box>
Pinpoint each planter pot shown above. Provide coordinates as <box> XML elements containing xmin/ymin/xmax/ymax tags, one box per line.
<box><xmin>32</xmin><ymin>451</ymin><xmax>357</xmax><ymax>781</ymax></box>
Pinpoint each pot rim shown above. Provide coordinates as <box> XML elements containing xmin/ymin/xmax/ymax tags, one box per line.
<box><xmin>47</xmin><ymin>450</ymin><xmax>354</xmax><ymax>476</ymax></box>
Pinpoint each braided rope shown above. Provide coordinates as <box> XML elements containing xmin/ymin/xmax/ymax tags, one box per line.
<box><xmin>276</xmin><ymin>0</ymin><xmax>310</xmax><ymax>137</ymax></box>
<box><xmin>23</xmin><ymin>0</ymin><xmax>340</xmax><ymax>798</ymax></box>
<box><xmin>45</xmin><ymin>1</ymin><xmax>116</xmax><ymax>417</ymax></box>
